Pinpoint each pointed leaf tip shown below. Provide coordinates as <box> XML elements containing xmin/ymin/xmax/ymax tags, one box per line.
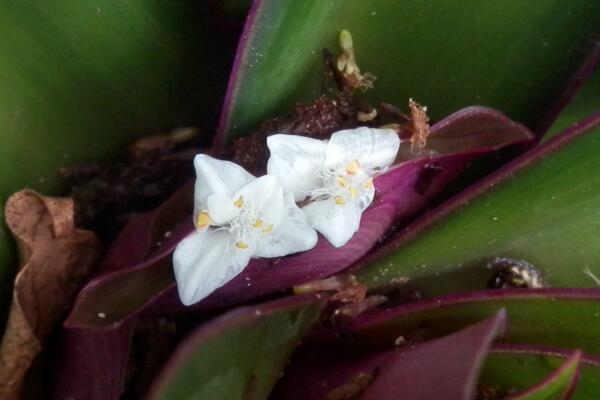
<box><xmin>358</xmin><ymin>310</ymin><xmax>506</xmax><ymax>400</ymax></box>
<box><xmin>506</xmin><ymin>350</ymin><xmax>581</xmax><ymax>400</ymax></box>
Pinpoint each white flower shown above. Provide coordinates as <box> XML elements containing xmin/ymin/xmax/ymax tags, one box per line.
<box><xmin>173</xmin><ymin>155</ymin><xmax>318</xmax><ymax>305</ymax></box>
<box><xmin>267</xmin><ymin>127</ymin><xmax>400</xmax><ymax>247</ymax></box>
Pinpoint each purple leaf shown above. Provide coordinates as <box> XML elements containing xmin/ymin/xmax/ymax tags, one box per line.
<box><xmin>50</xmin><ymin>320</ymin><xmax>136</xmax><ymax>400</ymax></box>
<box><xmin>50</xmin><ymin>185</ymin><xmax>193</xmax><ymax>400</ymax></box>
<box><xmin>396</xmin><ymin>106</ymin><xmax>533</xmax><ymax>159</ymax></box>
<box><xmin>64</xmin><ymin>185</ymin><xmax>193</xmax><ymax>328</ymax></box>
<box><xmin>148</xmin><ymin>151</ymin><xmax>473</xmax><ymax>315</ymax></box>
<box><xmin>270</xmin><ymin>345</ymin><xmax>397</xmax><ymax>400</ymax></box>
<box><xmin>270</xmin><ymin>311</ymin><xmax>506</xmax><ymax>400</ymax></box>
<box><xmin>358</xmin><ymin>310</ymin><xmax>506</xmax><ymax>400</ymax></box>
<box><xmin>64</xmin><ymin>106</ymin><xmax>532</xmax><ymax>330</ymax></box>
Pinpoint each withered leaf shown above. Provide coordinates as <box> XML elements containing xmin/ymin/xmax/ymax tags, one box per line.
<box><xmin>0</xmin><ymin>190</ymin><xmax>99</xmax><ymax>399</ymax></box>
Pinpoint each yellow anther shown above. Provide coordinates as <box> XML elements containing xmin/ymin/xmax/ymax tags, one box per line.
<box><xmin>253</xmin><ymin>219</ymin><xmax>264</xmax><ymax>228</ymax></box>
<box><xmin>349</xmin><ymin>187</ymin><xmax>359</xmax><ymax>199</ymax></box>
<box><xmin>337</xmin><ymin>176</ymin><xmax>348</xmax><ymax>188</ymax></box>
<box><xmin>235</xmin><ymin>241</ymin><xmax>249</xmax><ymax>250</ymax></box>
<box><xmin>334</xmin><ymin>196</ymin><xmax>346</xmax><ymax>206</ymax></box>
<box><xmin>363</xmin><ymin>178</ymin><xmax>374</xmax><ymax>189</ymax></box>
<box><xmin>196</xmin><ymin>211</ymin><xmax>212</xmax><ymax>229</ymax></box>
<box><xmin>340</xmin><ymin>29</ymin><xmax>354</xmax><ymax>52</ymax></box>
<box><xmin>233</xmin><ymin>196</ymin><xmax>244</xmax><ymax>208</ymax></box>
<box><xmin>346</xmin><ymin>159</ymin><xmax>360</xmax><ymax>175</ymax></box>
<box><xmin>262</xmin><ymin>224</ymin><xmax>274</xmax><ymax>234</ymax></box>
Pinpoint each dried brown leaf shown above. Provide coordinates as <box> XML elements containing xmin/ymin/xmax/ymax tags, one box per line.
<box><xmin>0</xmin><ymin>190</ymin><xmax>99</xmax><ymax>399</ymax></box>
<box><xmin>408</xmin><ymin>98</ymin><xmax>430</xmax><ymax>150</ymax></box>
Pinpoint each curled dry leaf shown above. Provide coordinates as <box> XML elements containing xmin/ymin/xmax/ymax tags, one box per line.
<box><xmin>0</xmin><ymin>190</ymin><xmax>99</xmax><ymax>400</ymax></box>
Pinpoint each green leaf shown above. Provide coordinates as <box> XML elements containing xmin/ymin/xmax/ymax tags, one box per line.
<box><xmin>147</xmin><ymin>296</ymin><xmax>325</xmax><ymax>400</ymax></box>
<box><xmin>0</xmin><ymin>1</ymin><xmax>241</xmax><ymax>312</ymax></box>
<box><xmin>346</xmin><ymin>290</ymin><xmax>600</xmax><ymax>357</ymax></box>
<box><xmin>546</xmin><ymin>71</ymin><xmax>600</xmax><ymax>140</ymax></box>
<box><xmin>355</xmin><ymin>114</ymin><xmax>600</xmax><ymax>296</ymax></box>
<box><xmin>506</xmin><ymin>350</ymin><xmax>580</xmax><ymax>400</ymax></box>
<box><xmin>481</xmin><ymin>346</ymin><xmax>600</xmax><ymax>399</ymax></box>
<box><xmin>216</xmin><ymin>0</ymin><xmax>600</xmax><ymax>148</ymax></box>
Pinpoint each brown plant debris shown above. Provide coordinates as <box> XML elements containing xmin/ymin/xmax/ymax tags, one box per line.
<box><xmin>486</xmin><ymin>257</ymin><xmax>547</xmax><ymax>289</ymax></box>
<box><xmin>128</xmin><ymin>127</ymin><xmax>198</xmax><ymax>160</ymax></box>
<box><xmin>61</xmin><ymin>127</ymin><xmax>200</xmax><ymax>230</ymax></box>
<box><xmin>408</xmin><ymin>98</ymin><xmax>430</xmax><ymax>150</ymax></box>
<box><xmin>231</xmin><ymin>93</ymin><xmax>359</xmax><ymax>175</ymax></box>
<box><xmin>327</xmin><ymin>372</ymin><xmax>375</xmax><ymax>400</ymax></box>
<box><xmin>476</xmin><ymin>384</ymin><xmax>500</xmax><ymax>400</ymax></box>
<box><xmin>294</xmin><ymin>274</ymin><xmax>387</xmax><ymax>321</ymax></box>
<box><xmin>333</xmin><ymin>295</ymin><xmax>388</xmax><ymax>321</ymax></box>
<box><xmin>0</xmin><ymin>190</ymin><xmax>99</xmax><ymax>400</ymax></box>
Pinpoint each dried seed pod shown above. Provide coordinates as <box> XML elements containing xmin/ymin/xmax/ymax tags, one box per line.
<box><xmin>486</xmin><ymin>257</ymin><xmax>546</xmax><ymax>289</ymax></box>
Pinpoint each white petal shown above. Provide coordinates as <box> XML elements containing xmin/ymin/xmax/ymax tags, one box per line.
<box><xmin>193</xmin><ymin>154</ymin><xmax>255</xmax><ymax>214</ymax></box>
<box><xmin>266</xmin><ymin>134</ymin><xmax>327</xmax><ymax>201</ymax></box>
<box><xmin>325</xmin><ymin>127</ymin><xmax>400</xmax><ymax>171</ymax></box>
<box><xmin>206</xmin><ymin>193</ymin><xmax>239</xmax><ymax>225</ymax></box>
<box><xmin>302</xmin><ymin>199</ymin><xmax>363</xmax><ymax>248</ymax></box>
<box><xmin>234</xmin><ymin>175</ymin><xmax>284</xmax><ymax>227</ymax></box>
<box><xmin>173</xmin><ymin>229</ymin><xmax>252</xmax><ymax>306</ymax></box>
<box><xmin>255</xmin><ymin>193</ymin><xmax>318</xmax><ymax>258</ymax></box>
<box><xmin>354</xmin><ymin>184</ymin><xmax>375</xmax><ymax>212</ymax></box>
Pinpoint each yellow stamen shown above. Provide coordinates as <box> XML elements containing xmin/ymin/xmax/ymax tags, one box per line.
<box><xmin>335</xmin><ymin>196</ymin><xmax>346</xmax><ymax>206</ymax></box>
<box><xmin>233</xmin><ymin>196</ymin><xmax>244</xmax><ymax>208</ymax></box>
<box><xmin>349</xmin><ymin>187</ymin><xmax>359</xmax><ymax>199</ymax></box>
<box><xmin>337</xmin><ymin>176</ymin><xmax>348</xmax><ymax>188</ymax></box>
<box><xmin>196</xmin><ymin>211</ymin><xmax>212</xmax><ymax>229</ymax></box>
<box><xmin>363</xmin><ymin>178</ymin><xmax>374</xmax><ymax>189</ymax></box>
<box><xmin>263</xmin><ymin>224</ymin><xmax>274</xmax><ymax>234</ymax></box>
<box><xmin>340</xmin><ymin>29</ymin><xmax>354</xmax><ymax>52</ymax></box>
<box><xmin>236</xmin><ymin>241</ymin><xmax>249</xmax><ymax>250</ymax></box>
<box><xmin>253</xmin><ymin>219</ymin><xmax>263</xmax><ymax>228</ymax></box>
<box><xmin>346</xmin><ymin>159</ymin><xmax>360</xmax><ymax>175</ymax></box>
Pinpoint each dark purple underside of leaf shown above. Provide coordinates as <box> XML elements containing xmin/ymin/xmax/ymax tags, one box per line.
<box><xmin>50</xmin><ymin>186</ymin><xmax>193</xmax><ymax>400</ymax></box>
<box><xmin>50</xmin><ymin>321</ymin><xmax>136</xmax><ymax>400</ymax></box>
<box><xmin>359</xmin><ymin>310</ymin><xmax>506</xmax><ymax>400</ymax></box>
<box><xmin>64</xmin><ymin>106</ymin><xmax>532</xmax><ymax>330</ymax></box>
<box><xmin>271</xmin><ymin>311</ymin><xmax>506</xmax><ymax>400</ymax></box>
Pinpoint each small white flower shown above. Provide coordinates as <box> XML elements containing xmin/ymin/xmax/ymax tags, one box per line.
<box><xmin>267</xmin><ymin>127</ymin><xmax>400</xmax><ymax>247</ymax></box>
<box><xmin>173</xmin><ymin>155</ymin><xmax>317</xmax><ymax>305</ymax></box>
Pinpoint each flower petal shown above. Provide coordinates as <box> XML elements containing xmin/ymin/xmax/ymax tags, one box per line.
<box><xmin>267</xmin><ymin>134</ymin><xmax>327</xmax><ymax>201</ymax></box>
<box><xmin>325</xmin><ymin>127</ymin><xmax>400</xmax><ymax>171</ymax></box>
<box><xmin>234</xmin><ymin>175</ymin><xmax>284</xmax><ymax>227</ymax></box>
<box><xmin>255</xmin><ymin>193</ymin><xmax>318</xmax><ymax>258</ymax></box>
<box><xmin>173</xmin><ymin>229</ymin><xmax>252</xmax><ymax>305</ymax></box>
<box><xmin>302</xmin><ymin>199</ymin><xmax>363</xmax><ymax>248</ymax></box>
<box><xmin>206</xmin><ymin>193</ymin><xmax>239</xmax><ymax>225</ymax></box>
<box><xmin>194</xmin><ymin>154</ymin><xmax>255</xmax><ymax>213</ymax></box>
<box><xmin>354</xmin><ymin>184</ymin><xmax>375</xmax><ymax>212</ymax></box>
